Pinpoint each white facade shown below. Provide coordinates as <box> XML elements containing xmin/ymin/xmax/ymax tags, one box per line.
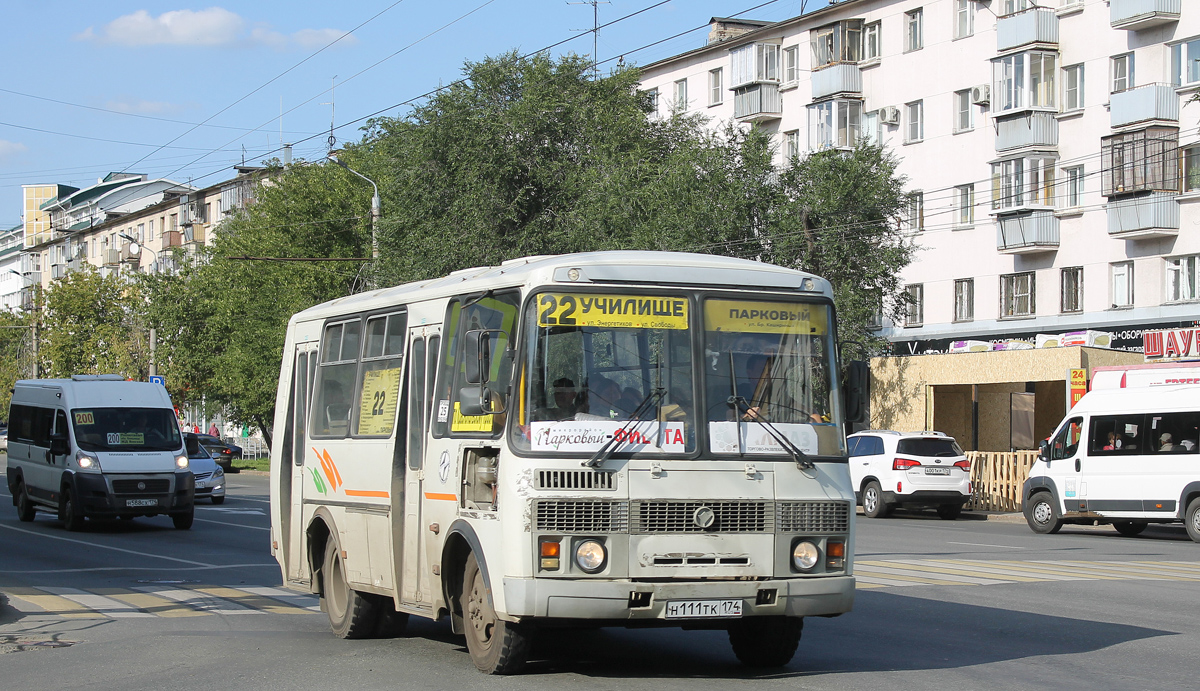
<box><xmin>638</xmin><ymin>0</ymin><xmax>1198</xmax><ymax>353</ymax></box>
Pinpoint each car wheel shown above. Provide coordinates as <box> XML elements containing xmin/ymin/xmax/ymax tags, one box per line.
<box><xmin>1185</xmin><ymin>497</ymin><xmax>1200</xmax><ymax>544</ymax></box>
<box><xmin>172</xmin><ymin>507</ymin><xmax>194</xmax><ymax>530</ymax></box>
<box><xmin>60</xmin><ymin>487</ymin><xmax>85</xmax><ymax>531</ymax></box>
<box><xmin>728</xmin><ymin>616</ymin><xmax>803</xmax><ymax>667</ymax></box>
<box><xmin>323</xmin><ymin>540</ymin><xmax>379</xmax><ymax>639</ymax></box>
<box><xmin>462</xmin><ymin>551</ymin><xmax>530</xmax><ymax>674</ymax></box>
<box><xmin>15</xmin><ymin>482</ymin><xmax>36</xmax><ymax>522</ymax></box>
<box><xmin>1112</xmin><ymin>521</ymin><xmax>1146</xmax><ymax>537</ymax></box>
<box><xmin>936</xmin><ymin>503</ymin><xmax>963</xmax><ymax>520</ymax></box>
<box><xmin>862</xmin><ymin>481</ymin><xmax>891</xmax><ymax>518</ymax></box>
<box><xmin>211</xmin><ymin>496</ymin><xmax>225</xmax><ymax>505</ymax></box>
<box><xmin>1024</xmin><ymin>492</ymin><xmax>1062</xmax><ymax>535</ymax></box>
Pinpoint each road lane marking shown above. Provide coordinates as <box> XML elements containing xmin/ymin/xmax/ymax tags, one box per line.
<box><xmin>851</xmin><ymin>568</ymin><xmax>969</xmax><ymax>586</ymax></box>
<box><xmin>237</xmin><ymin>585</ymin><xmax>322</xmax><ymax>611</ymax></box>
<box><xmin>946</xmin><ymin>542</ymin><xmax>1026</xmax><ymax>549</ymax></box>
<box><xmin>38</xmin><ymin>587</ymin><xmax>154</xmax><ymax>617</ymax></box>
<box><xmin>884</xmin><ymin>559</ymin><xmax>1047</xmax><ymax>583</ymax></box>
<box><xmin>2</xmin><ymin>587</ymin><xmax>107</xmax><ymax>618</ymax></box>
<box><xmin>191</xmin><ymin>586</ymin><xmax>299</xmax><ymax>614</ymax></box>
<box><xmin>935</xmin><ymin>559</ymin><xmax>1083</xmax><ymax>581</ymax></box>
<box><xmin>0</xmin><ymin>523</ymin><xmax>212</xmax><ymax>566</ymax></box>
<box><xmin>98</xmin><ymin>589</ymin><xmax>208</xmax><ymax>618</ymax></box>
<box><xmin>132</xmin><ymin>585</ymin><xmax>264</xmax><ymax>615</ymax></box>
<box><xmin>193</xmin><ymin>517</ymin><xmax>271</xmax><ymax>531</ymax></box>
<box><xmin>856</xmin><ymin>563</ymin><xmax>1005</xmax><ymax>585</ymax></box>
<box><xmin>0</xmin><ymin>563</ymin><xmax>279</xmax><ymax>574</ymax></box>
<box><xmin>1036</xmin><ymin>560</ymin><xmax>1200</xmax><ymax>581</ymax></box>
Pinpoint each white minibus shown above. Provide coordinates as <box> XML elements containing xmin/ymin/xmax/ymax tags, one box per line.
<box><xmin>1024</xmin><ymin>386</ymin><xmax>1200</xmax><ymax>542</ymax></box>
<box><xmin>6</xmin><ymin>375</ymin><xmax>195</xmax><ymax>530</ymax></box>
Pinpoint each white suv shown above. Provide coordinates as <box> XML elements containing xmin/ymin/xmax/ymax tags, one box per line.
<box><xmin>847</xmin><ymin>430</ymin><xmax>971</xmax><ymax>519</ymax></box>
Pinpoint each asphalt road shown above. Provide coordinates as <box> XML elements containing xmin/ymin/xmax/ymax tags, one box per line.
<box><xmin>2</xmin><ymin>462</ymin><xmax>1198</xmax><ymax>689</ymax></box>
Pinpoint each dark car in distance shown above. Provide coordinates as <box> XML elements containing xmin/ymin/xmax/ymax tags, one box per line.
<box><xmin>195</xmin><ymin>434</ymin><xmax>242</xmax><ymax>472</ymax></box>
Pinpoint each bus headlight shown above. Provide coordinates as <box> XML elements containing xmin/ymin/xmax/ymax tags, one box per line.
<box><xmin>76</xmin><ymin>451</ymin><xmax>102</xmax><ymax>472</ymax></box>
<box><xmin>574</xmin><ymin>540</ymin><xmax>606</xmax><ymax>573</ymax></box>
<box><xmin>792</xmin><ymin>541</ymin><xmax>820</xmax><ymax>572</ymax></box>
<box><xmin>175</xmin><ymin>455</ymin><xmax>190</xmax><ymax>470</ymax></box>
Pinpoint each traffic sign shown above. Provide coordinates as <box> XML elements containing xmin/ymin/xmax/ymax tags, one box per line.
<box><xmin>149</xmin><ymin>375</ymin><xmax>166</xmax><ymax>387</ymax></box>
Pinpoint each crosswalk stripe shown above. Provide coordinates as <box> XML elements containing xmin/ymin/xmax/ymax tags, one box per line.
<box><xmin>933</xmin><ymin>559</ymin><xmax>1085</xmax><ymax>581</ymax></box>
<box><xmin>2</xmin><ymin>587</ymin><xmax>106</xmax><ymax>618</ymax></box>
<box><xmin>855</xmin><ymin>575</ymin><xmax>939</xmax><ymax>587</ymax></box>
<box><xmin>236</xmin><ymin>585</ymin><xmax>321</xmax><ymax>611</ymax></box>
<box><xmin>191</xmin><ymin>586</ymin><xmax>300</xmax><ymax>614</ymax></box>
<box><xmin>1129</xmin><ymin>561</ymin><xmax>1200</xmax><ymax>576</ymax></box>
<box><xmin>853</xmin><ymin>568</ymin><xmax>968</xmax><ymax>586</ymax></box>
<box><xmin>1036</xmin><ymin>561</ymin><xmax>1200</xmax><ymax>581</ymax></box>
<box><xmin>985</xmin><ymin>560</ymin><xmax>1127</xmax><ymax>580</ymax></box>
<box><xmin>884</xmin><ymin>560</ymin><xmax>1048</xmax><ymax>583</ymax></box>
<box><xmin>98</xmin><ymin>589</ymin><xmax>208</xmax><ymax>618</ymax></box>
<box><xmin>132</xmin><ymin>585</ymin><xmax>263</xmax><ymax>614</ymax></box>
<box><xmin>38</xmin><ymin>587</ymin><xmax>154</xmax><ymax>618</ymax></box>
<box><xmin>858</xmin><ymin>563</ymin><xmax>1005</xmax><ymax>585</ymax></box>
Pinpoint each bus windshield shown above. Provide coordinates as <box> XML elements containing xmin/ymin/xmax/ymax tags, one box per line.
<box><xmin>71</xmin><ymin>408</ymin><xmax>183</xmax><ymax>453</ymax></box>
<box><xmin>703</xmin><ymin>298</ymin><xmax>843</xmax><ymax>457</ymax></box>
<box><xmin>512</xmin><ymin>292</ymin><xmax>697</xmax><ymax>455</ymax></box>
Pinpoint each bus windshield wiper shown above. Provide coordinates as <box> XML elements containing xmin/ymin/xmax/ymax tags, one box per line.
<box><xmin>583</xmin><ymin>387</ymin><xmax>667</xmax><ymax>468</ymax></box>
<box><xmin>727</xmin><ymin>395</ymin><xmax>813</xmax><ymax>470</ymax></box>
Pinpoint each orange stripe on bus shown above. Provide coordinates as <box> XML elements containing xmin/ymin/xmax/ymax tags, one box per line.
<box><xmin>424</xmin><ymin>492</ymin><xmax>458</xmax><ymax>501</ymax></box>
<box><xmin>344</xmin><ymin>490</ymin><xmax>389</xmax><ymax>498</ymax></box>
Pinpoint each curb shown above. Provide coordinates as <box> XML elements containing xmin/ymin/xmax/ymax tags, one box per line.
<box><xmin>856</xmin><ymin>506</ymin><xmax>1025</xmax><ymax>523</ymax></box>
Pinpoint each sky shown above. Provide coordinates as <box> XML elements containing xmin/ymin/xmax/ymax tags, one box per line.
<box><xmin>0</xmin><ymin>0</ymin><xmax>826</xmax><ymax>229</ymax></box>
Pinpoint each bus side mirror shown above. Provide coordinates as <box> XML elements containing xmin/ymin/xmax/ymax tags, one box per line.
<box><xmin>463</xmin><ymin>330</ymin><xmax>491</xmax><ymax>385</ymax></box>
<box><xmin>1038</xmin><ymin>439</ymin><xmax>1049</xmax><ymax>462</ymax></box>
<box><xmin>842</xmin><ymin>360</ymin><xmax>868</xmax><ymax>424</ymax></box>
<box><xmin>458</xmin><ymin>387</ymin><xmax>506</xmax><ymax>417</ymax></box>
<box><xmin>49</xmin><ymin>433</ymin><xmax>69</xmax><ymax>456</ymax></box>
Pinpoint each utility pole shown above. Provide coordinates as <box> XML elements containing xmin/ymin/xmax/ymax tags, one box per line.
<box><xmin>568</xmin><ymin>1</ymin><xmax>609</xmax><ymax>78</ymax></box>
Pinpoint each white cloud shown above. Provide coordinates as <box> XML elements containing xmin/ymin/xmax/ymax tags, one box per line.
<box><xmin>77</xmin><ymin>8</ymin><xmax>358</xmax><ymax>49</ymax></box>
<box><xmin>0</xmin><ymin>140</ymin><xmax>28</xmax><ymax>162</ymax></box>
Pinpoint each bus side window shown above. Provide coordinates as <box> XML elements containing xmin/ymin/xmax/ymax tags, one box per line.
<box><xmin>434</xmin><ymin>294</ymin><xmax>520</xmax><ymax>438</ymax></box>
<box><xmin>312</xmin><ymin>319</ymin><xmax>362</xmax><ymax>438</ymax></box>
<box><xmin>1051</xmin><ymin>417</ymin><xmax>1083</xmax><ymax>460</ymax></box>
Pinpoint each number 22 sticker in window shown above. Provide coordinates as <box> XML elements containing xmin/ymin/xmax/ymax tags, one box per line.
<box><xmin>357</xmin><ymin>367</ymin><xmax>402</xmax><ymax>435</ymax></box>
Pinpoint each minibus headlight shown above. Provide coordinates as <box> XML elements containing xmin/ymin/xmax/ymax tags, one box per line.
<box><xmin>76</xmin><ymin>451</ymin><xmax>101</xmax><ymax>472</ymax></box>
<box><xmin>175</xmin><ymin>455</ymin><xmax>190</xmax><ymax>470</ymax></box>
<box><xmin>575</xmin><ymin>540</ymin><xmax>606</xmax><ymax>573</ymax></box>
<box><xmin>792</xmin><ymin>541</ymin><xmax>820</xmax><ymax>572</ymax></box>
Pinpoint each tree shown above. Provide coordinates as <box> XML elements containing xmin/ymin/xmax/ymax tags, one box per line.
<box><xmin>40</xmin><ymin>266</ymin><xmax>147</xmax><ymax>378</ymax></box>
<box><xmin>0</xmin><ymin>309</ymin><xmax>35</xmax><ymax>415</ymax></box>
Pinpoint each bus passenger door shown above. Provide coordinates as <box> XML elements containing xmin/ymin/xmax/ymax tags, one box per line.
<box><xmin>399</xmin><ymin>328</ymin><xmax>439</xmax><ymax>608</ymax></box>
<box><xmin>287</xmin><ymin>342</ymin><xmax>319</xmax><ymax>583</ymax></box>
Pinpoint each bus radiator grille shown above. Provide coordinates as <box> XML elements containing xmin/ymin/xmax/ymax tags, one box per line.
<box><xmin>536</xmin><ymin>469</ymin><xmax>617</xmax><ymax>491</ymax></box>
<box><xmin>112</xmin><ymin>479</ymin><xmax>171</xmax><ymax>494</ymax></box>
<box><xmin>631</xmin><ymin>501</ymin><xmax>772</xmax><ymax>533</ymax></box>
<box><xmin>776</xmin><ymin>501</ymin><xmax>850</xmax><ymax>533</ymax></box>
<box><xmin>534</xmin><ymin>500</ymin><xmax>629</xmax><ymax>533</ymax></box>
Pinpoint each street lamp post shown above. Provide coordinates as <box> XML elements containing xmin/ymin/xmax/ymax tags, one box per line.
<box><xmin>327</xmin><ymin>153</ymin><xmax>381</xmax><ymax>263</ymax></box>
<box><xmin>119</xmin><ymin>233</ymin><xmax>159</xmax><ymax>377</ymax></box>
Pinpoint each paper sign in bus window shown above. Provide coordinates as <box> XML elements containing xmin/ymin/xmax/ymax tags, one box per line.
<box><xmin>107</xmin><ymin>432</ymin><xmax>144</xmax><ymax>445</ymax></box>
<box><xmin>704</xmin><ymin>299</ymin><xmax>827</xmax><ymax>335</ymax></box>
<box><xmin>74</xmin><ymin>411</ymin><xmax>95</xmax><ymax>425</ymax></box>
<box><xmin>537</xmin><ymin>294</ymin><xmax>688</xmax><ymax>330</ymax></box>
<box><xmin>356</xmin><ymin>367</ymin><xmax>402</xmax><ymax>436</ymax></box>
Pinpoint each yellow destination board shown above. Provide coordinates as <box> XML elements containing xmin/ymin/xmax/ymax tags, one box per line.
<box><xmin>356</xmin><ymin>367</ymin><xmax>401</xmax><ymax>436</ymax></box>
<box><xmin>451</xmin><ymin>402</ymin><xmax>493</xmax><ymax>433</ymax></box>
<box><xmin>74</xmin><ymin>411</ymin><xmax>95</xmax><ymax>425</ymax></box>
<box><xmin>705</xmin><ymin>300</ymin><xmax>827</xmax><ymax>335</ymax></box>
<box><xmin>537</xmin><ymin>293</ymin><xmax>688</xmax><ymax>330</ymax></box>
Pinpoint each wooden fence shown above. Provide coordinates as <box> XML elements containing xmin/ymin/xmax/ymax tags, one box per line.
<box><xmin>966</xmin><ymin>451</ymin><xmax>1038</xmax><ymax>512</ymax></box>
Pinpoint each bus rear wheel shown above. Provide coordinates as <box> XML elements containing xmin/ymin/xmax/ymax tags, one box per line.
<box><xmin>322</xmin><ymin>540</ymin><xmax>378</xmax><ymax>638</ymax></box>
<box><xmin>728</xmin><ymin>616</ymin><xmax>803</xmax><ymax>667</ymax></box>
<box><xmin>462</xmin><ymin>552</ymin><xmax>530</xmax><ymax>674</ymax></box>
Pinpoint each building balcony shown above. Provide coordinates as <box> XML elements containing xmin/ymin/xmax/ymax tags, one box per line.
<box><xmin>733</xmin><ymin>82</ymin><xmax>782</xmax><ymax>122</ymax></box>
<box><xmin>102</xmin><ymin>249</ymin><xmax>121</xmax><ymax>266</ymax></box>
<box><xmin>1110</xmin><ymin>0</ymin><xmax>1180</xmax><ymax>31</ymax></box>
<box><xmin>161</xmin><ymin>230</ymin><xmax>182</xmax><ymax>249</ymax></box>
<box><xmin>811</xmin><ymin>63</ymin><xmax>862</xmax><ymax>100</ymax></box>
<box><xmin>996</xmin><ymin>112</ymin><xmax>1058</xmax><ymax>152</ymax></box>
<box><xmin>997</xmin><ymin>8</ymin><xmax>1058</xmax><ymax>52</ymax></box>
<box><xmin>50</xmin><ymin>264</ymin><xmax>66</xmax><ymax>280</ymax></box>
<box><xmin>996</xmin><ymin>210</ymin><xmax>1059</xmax><ymax>254</ymax></box>
<box><xmin>1110</xmin><ymin>83</ymin><xmax>1179</xmax><ymax>128</ymax></box>
<box><xmin>1107</xmin><ymin>192</ymin><xmax>1179</xmax><ymax>238</ymax></box>
<box><xmin>183</xmin><ymin>224</ymin><xmax>207</xmax><ymax>245</ymax></box>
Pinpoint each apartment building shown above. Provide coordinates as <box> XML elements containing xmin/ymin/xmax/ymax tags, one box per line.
<box><xmin>0</xmin><ymin>224</ymin><xmax>22</xmax><ymax>310</ymax></box>
<box><xmin>638</xmin><ymin>0</ymin><xmax>1196</xmax><ymax>355</ymax></box>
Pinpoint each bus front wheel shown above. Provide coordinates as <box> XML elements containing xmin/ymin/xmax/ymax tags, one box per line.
<box><xmin>322</xmin><ymin>540</ymin><xmax>378</xmax><ymax>638</ymax></box>
<box><xmin>728</xmin><ymin>616</ymin><xmax>803</xmax><ymax>667</ymax></box>
<box><xmin>462</xmin><ymin>552</ymin><xmax>530</xmax><ymax>674</ymax></box>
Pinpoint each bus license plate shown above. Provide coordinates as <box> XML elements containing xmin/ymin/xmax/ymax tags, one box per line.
<box><xmin>126</xmin><ymin>498</ymin><xmax>158</xmax><ymax>507</ymax></box>
<box><xmin>664</xmin><ymin>599</ymin><xmax>742</xmax><ymax>619</ymax></box>
<box><xmin>925</xmin><ymin>467</ymin><xmax>951</xmax><ymax>476</ymax></box>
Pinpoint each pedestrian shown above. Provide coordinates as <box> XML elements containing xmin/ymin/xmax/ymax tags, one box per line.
<box><xmin>208</xmin><ymin>422</ymin><xmax>219</xmax><ymax>437</ymax></box>
<box><xmin>192</xmin><ymin>422</ymin><xmax>200</xmax><ymax>434</ymax></box>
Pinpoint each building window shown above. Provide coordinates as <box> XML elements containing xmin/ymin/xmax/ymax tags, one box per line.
<box><xmin>673</xmin><ymin>79</ymin><xmax>688</xmax><ymax>111</ymax></box>
<box><xmin>1111</xmin><ymin>261</ymin><xmax>1134</xmax><ymax>308</ymax></box>
<box><xmin>905</xmin><ymin>9</ymin><xmax>923</xmax><ymax>52</ymax></box>
<box><xmin>147</xmin><ymin>218</ymin><xmax>154</xmax><ymax>242</ymax></box>
<box><xmin>1172</xmin><ymin>38</ymin><xmax>1200</xmax><ymax>87</ymax></box>
<box><xmin>1062</xmin><ymin>165</ymin><xmax>1084</xmax><ymax>207</ymax></box>
<box><xmin>905</xmin><ymin>100</ymin><xmax>923</xmax><ymax>142</ymax></box>
<box><xmin>1001</xmin><ymin>272</ymin><xmax>1035</xmax><ymax>318</ymax></box>
<box><xmin>1167</xmin><ymin>256</ymin><xmax>1200</xmax><ymax>302</ymax></box>
<box><xmin>709</xmin><ymin>68</ymin><xmax>723</xmax><ymax>106</ymax></box>
<box><xmin>1000</xmin><ymin>0</ymin><xmax>1029</xmax><ymax>16</ymax></box>
<box><xmin>810</xmin><ymin>20</ymin><xmax>862</xmax><ymax>70</ymax></box>
<box><xmin>1185</xmin><ymin>145</ymin><xmax>1200</xmax><ymax>192</ymax></box>
<box><xmin>784</xmin><ymin>46</ymin><xmax>801</xmax><ymax>84</ymax></box>
<box><xmin>954</xmin><ymin>0</ymin><xmax>974</xmax><ymax>39</ymax></box>
<box><xmin>730</xmin><ymin>43</ymin><xmax>780</xmax><ymax>86</ymax></box>
<box><xmin>863</xmin><ymin>21</ymin><xmax>881</xmax><ymax>61</ymax></box>
<box><xmin>862</xmin><ymin>110</ymin><xmax>881</xmax><ymax>145</ymax></box>
<box><xmin>905</xmin><ymin>192</ymin><xmax>925</xmax><ymax>232</ymax></box>
<box><xmin>645</xmin><ymin>87</ymin><xmax>659</xmax><ymax>116</ymax></box>
<box><xmin>954</xmin><ymin>279</ymin><xmax>974</xmax><ymax>322</ymax></box>
<box><xmin>993</xmin><ymin>52</ymin><xmax>1057</xmax><ymax>113</ymax></box>
<box><xmin>1112</xmin><ymin>53</ymin><xmax>1134</xmax><ymax>94</ymax></box>
<box><xmin>955</xmin><ymin>184</ymin><xmax>975</xmax><ymax>226</ymax></box>
<box><xmin>1061</xmin><ymin>267</ymin><xmax>1083</xmax><ymax>313</ymax></box>
<box><xmin>1101</xmin><ymin>127</ymin><xmax>1179</xmax><ymax>197</ymax></box>
<box><xmin>991</xmin><ymin>156</ymin><xmax>1057</xmax><ymax>211</ymax></box>
<box><xmin>808</xmin><ymin>99</ymin><xmax>862</xmax><ymax>150</ymax></box>
<box><xmin>905</xmin><ymin>284</ymin><xmax>924</xmax><ymax>326</ymax></box>
<box><xmin>1063</xmin><ymin>64</ymin><xmax>1084</xmax><ymax>111</ymax></box>
<box><xmin>954</xmin><ymin>90</ymin><xmax>973</xmax><ymax>132</ymax></box>
<box><xmin>784</xmin><ymin>130</ymin><xmax>800</xmax><ymax>160</ymax></box>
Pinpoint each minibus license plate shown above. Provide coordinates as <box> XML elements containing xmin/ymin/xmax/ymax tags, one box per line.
<box><xmin>665</xmin><ymin>599</ymin><xmax>742</xmax><ymax>619</ymax></box>
<box><xmin>126</xmin><ymin>498</ymin><xmax>158</xmax><ymax>507</ymax></box>
<box><xmin>925</xmin><ymin>467</ymin><xmax>951</xmax><ymax>476</ymax></box>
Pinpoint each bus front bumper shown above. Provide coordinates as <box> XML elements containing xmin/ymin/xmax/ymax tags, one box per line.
<box><xmin>501</xmin><ymin>575</ymin><xmax>855</xmax><ymax>621</ymax></box>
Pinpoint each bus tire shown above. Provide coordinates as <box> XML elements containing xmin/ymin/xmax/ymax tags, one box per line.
<box><xmin>15</xmin><ymin>482</ymin><xmax>36</xmax><ymax>522</ymax></box>
<box><xmin>1024</xmin><ymin>492</ymin><xmax>1062</xmax><ymax>535</ymax></box>
<box><xmin>1185</xmin><ymin>497</ymin><xmax>1200</xmax><ymax>543</ymax></box>
<box><xmin>462</xmin><ymin>552</ymin><xmax>529</xmax><ymax>674</ymax></box>
<box><xmin>728</xmin><ymin>616</ymin><xmax>803</xmax><ymax>667</ymax></box>
<box><xmin>60</xmin><ymin>486</ymin><xmax>85</xmax><ymax>531</ymax></box>
<box><xmin>322</xmin><ymin>540</ymin><xmax>378</xmax><ymax>639</ymax></box>
<box><xmin>1112</xmin><ymin>521</ymin><xmax>1146</xmax><ymax>537</ymax></box>
<box><xmin>374</xmin><ymin>598</ymin><xmax>410</xmax><ymax>638</ymax></box>
<box><xmin>172</xmin><ymin>507</ymin><xmax>194</xmax><ymax>530</ymax></box>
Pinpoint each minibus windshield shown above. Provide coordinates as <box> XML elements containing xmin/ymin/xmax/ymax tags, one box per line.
<box><xmin>71</xmin><ymin>408</ymin><xmax>183</xmax><ymax>452</ymax></box>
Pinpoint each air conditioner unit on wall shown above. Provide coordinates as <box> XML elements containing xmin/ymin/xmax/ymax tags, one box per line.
<box><xmin>971</xmin><ymin>84</ymin><xmax>991</xmax><ymax>106</ymax></box>
<box><xmin>879</xmin><ymin>106</ymin><xmax>901</xmax><ymax>125</ymax></box>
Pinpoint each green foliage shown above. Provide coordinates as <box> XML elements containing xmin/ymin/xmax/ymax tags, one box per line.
<box><xmin>0</xmin><ymin>309</ymin><xmax>34</xmax><ymax>416</ymax></box>
<box><xmin>40</xmin><ymin>266</ymin><xmax>147</xmax><ymax>378</ymax></box>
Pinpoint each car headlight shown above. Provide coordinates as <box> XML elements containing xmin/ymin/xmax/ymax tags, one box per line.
<box><xmin>213</xmin><ymin>466</ymin><xmax>224</xmax><ymax>477</ymax></box>
<box><xmin>792</xmin><ymin>541</ymin><xmax>820</xmax><ymax>572</ymax></box>
<box><xmin>175</xmin><ymin>455</ymin><xmax>190</xmax><ymax>469</ymax></box>
<box><xmin>76</xmin><ymin>451</ymin><xmax>102</xmax><ymax>472</ymax></box>
<box><xmin>574</xmin><ymin>540</ymin><xmax>606</xmax><ymax>573</ymax></box>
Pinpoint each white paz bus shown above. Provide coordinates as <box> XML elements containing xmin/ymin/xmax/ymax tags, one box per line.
<box><xmin>269</xmin><ymin>252</ymin><xmax>866</xmax><ymax>673</ymax></box>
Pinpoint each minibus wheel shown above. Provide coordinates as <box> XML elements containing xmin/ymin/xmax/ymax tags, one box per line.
<box><xmin>1186</xmin><ymin>498</ymin><xmax>1200</xmax><ymax>543</ymax></box>
<box><xmin>1024</xmin><ymin>492</ymin><xmax>1062</xmax><ymax>534</ymax></box>
<box><xmin>462</xmin><ymin>552</ymin><xmax>529</xmax><ymax>674</ymax></box>
<box><xmin>1112</xmin><ymin>521</ymin><xmax>1146</xmax><ymax>537</ymax></box>
<box><xmin>60</xmin><ymin>487</ymin><xmax>85</xmax><ymax>532</ymax></box>
<box><xmin>15</xmin><ymin>482</ymin><xmax>36</xmax><ymax>522</ymax></box>
<box><xmin>729</xmin><ymin>616</ymin><xmax>803</xmax><ymax>667</ymax></box>
<box><xmin>322</xmin><ymin>540</ymin><xmax>378</xmax><ymax>638</ymax></box>
<box><xmin>172</xmin><ymin>508</ymin><xmax>194</xmax><ymax>530</ymax></box>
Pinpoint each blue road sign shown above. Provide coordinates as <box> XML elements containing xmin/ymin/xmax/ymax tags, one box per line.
<box><xmin>149</xmin><ymin>375</ymin><xmax>166</xmax><ymax>387</ymax></box>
